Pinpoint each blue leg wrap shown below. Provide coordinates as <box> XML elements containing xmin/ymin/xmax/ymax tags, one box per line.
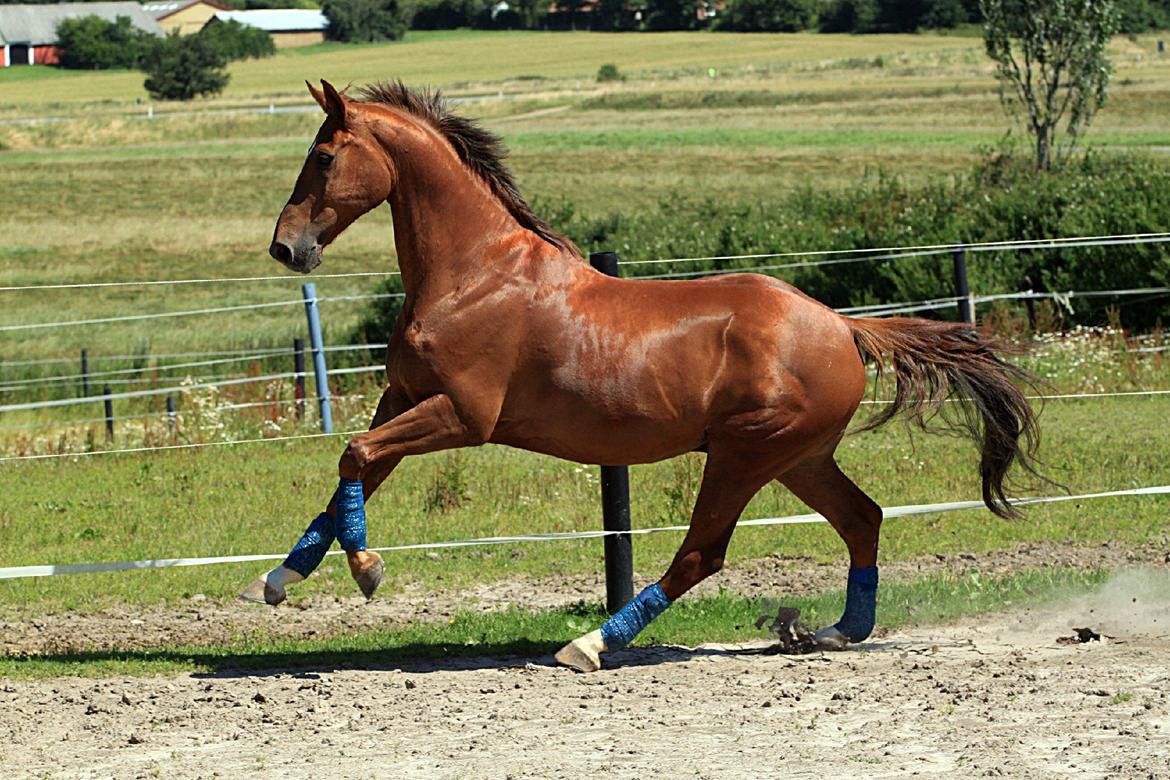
<box><xmin>335</xmin><ymin>477</ymin><xmax>367</xmax><ymax>552</ymax></box>
<box><xmin>600</xmin><ymin>583</ymin><xmax>673</xmax><ymax>652</ymax></box>
<box><xmin>834</xmin><ymin>566</ymin><xmax>879</xmax><ymax>642</ymax></box>
<box><xmin>283</xmin><ymin>512</ymin><xmax>335</xmax><ymax>578</ymax></box>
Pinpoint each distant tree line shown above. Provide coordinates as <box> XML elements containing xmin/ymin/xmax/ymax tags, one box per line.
<box><xmin>311</xmin><ymin>0</ymin><xmax>1170</xmax><ymax>35</ymax></box>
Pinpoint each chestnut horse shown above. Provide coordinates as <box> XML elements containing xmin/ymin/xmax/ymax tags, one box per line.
<box><xmin>244</xmin><ymin>81</ymin><xmax>1039</xmax><ymax>671</ymax></box>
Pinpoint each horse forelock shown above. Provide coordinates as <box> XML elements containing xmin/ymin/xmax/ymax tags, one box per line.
<box><xmin>353</xmin><ymin>81</ymin><xmax>576</xmax><ymax>254</ymax></box>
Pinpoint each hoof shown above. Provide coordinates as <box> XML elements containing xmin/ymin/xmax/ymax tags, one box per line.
<box><xmin>814</xmin><ymin>625</ymin><xmax>851</xmax><ymax>650</ymax></box>
<box><xmin>348</xmin><ymin>551</ymin><xmax>385</xmax><ymax>600</ymax></box>
<box><xmin>555</xmin><ymin>629</ymin><xmax>605</xmax><ymax>673</ymax></box>
<box><xmin>239</xmin><ymin>577</ymin><xmax>285</xmax><ymax>607</ymax></box>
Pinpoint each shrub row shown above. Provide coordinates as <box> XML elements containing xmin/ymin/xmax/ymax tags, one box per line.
<box><xmin>352</xmin><ymin>154</ymin><xmax>1170</xmax><ymax>345</ymax></box>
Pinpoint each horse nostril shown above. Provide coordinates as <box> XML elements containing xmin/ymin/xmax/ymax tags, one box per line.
<box><xmin>269</xmin><ymin>241</ymin><xmax>294</xmax><ymax>265</ymax></box>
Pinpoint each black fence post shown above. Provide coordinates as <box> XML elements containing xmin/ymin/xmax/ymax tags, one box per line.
<box><xmin>588</xmin><ymin>250</ymin><xmax>635</xmax><ymax>614</ymax></box>
<box><xmin>166</xmin><ymin>395</ymin><xmax>177</xmax><ymax>434</ymax></box>
<box><xmin>103</xmin><ymin>385</ymin><xmax>114</xmax><ymax>441</ymax></box>
<box><xmin>1021</xmin><ymin>275</ymin><xmax>1037</xmax><ymax>331</ymax></box>
<box><xmin>80</xmin><ymin>349</ymin><xmax>90</xmax><ymax>398</ymax></box>
<box><xmin>293</xmin><ymin>337</ymin><xmax>306</xmax><ymax>420</ymax></box>
<box><xmin>952</xmin><ymin>246</ymin><xmax>975</xmax><ymax>325</ymax></box>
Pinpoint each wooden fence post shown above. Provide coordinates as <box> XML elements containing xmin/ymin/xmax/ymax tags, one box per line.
<box><xmin>293</xmin><ymin>337</ymin><xmax>306</xmax><ymax>421</ymax></box>
<box><xmin>589</xmin><ymin>250</ymin><xmax>635</xmax><ymax>614</ymax></box>
<box><xmin>952</xmin><ymin>246</ymin><xmax>975</xmax><ymax>324</ymax></box>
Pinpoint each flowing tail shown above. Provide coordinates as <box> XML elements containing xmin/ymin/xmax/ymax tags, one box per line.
<box><xmin>847</xmin><ymin>316</ymin><xmax>1042</xmax><ymax>519</ymax></box>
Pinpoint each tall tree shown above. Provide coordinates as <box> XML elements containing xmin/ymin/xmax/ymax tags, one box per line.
<box><xmin>322</xmin><ymin>0</ymin><xmax>406</xmax><ymax>41</ymax></box>
<box><xmin>980</xmin><ymin>0</ymin><xmax>1119</xmax><ymax>169</ymax></box>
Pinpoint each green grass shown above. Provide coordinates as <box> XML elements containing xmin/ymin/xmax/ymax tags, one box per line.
<box><xmin>0</xmin><ymin>566</ymin><xmax>1110</xmax><ymax>678</ymax></box>
<box><xmin>0</xmin><ymin>396</ymin><xmax>1166</xmax><ymax>614</ymax></box>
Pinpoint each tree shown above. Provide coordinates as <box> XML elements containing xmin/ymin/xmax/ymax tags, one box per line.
<box><xmin>643</xmin><ymin>0</ymin><xmax>697</xmax><ymax>30</ymax></box>
<box><xmin>717</xmin><ymin>0</ymin><xmax>816</xmax><ymax>31</ymax></box>
<box><xmin>142</xmin><ymin>32</ymin><xmax>229</xmax><ymax>101</ymax></box>
<box><xmin>198</xmin><ymin>19</ymin><xmax>275</xmax><ymax>60</ymax></box>
<box><xmin>322</xmin><ymin>0</ymin><xmax>406</xmax><ymax>42</ymax></box>
<box><xmin>980</xmin><ymin>0</ymin><xmax>1120</xmax><ymax>170</ymax></box>
<box><xmin>55</xmin><ymin>15</ymin><xmax>159</xmax><ymax>70</ymax></box>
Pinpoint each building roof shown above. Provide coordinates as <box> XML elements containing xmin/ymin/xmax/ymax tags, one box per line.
<box><xmin>210</xmin><ymin>9</ymin><xmax>327</xmax><ymax>33</ymax></box>
<box><xmin>142</xmin><ymin>0</ymin><xmax>230</xmax><ymax>21</ymax></box>
<box><xmin>0</xmin><ymin>2</ymin><xmax>163</xmax><ymax>46</ymax></box>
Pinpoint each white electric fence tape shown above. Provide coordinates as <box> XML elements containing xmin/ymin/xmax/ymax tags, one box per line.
<box><xmin>0</xmin><ymin>485</ymin><xmax>1165</xmax><ymax>580</ymax></box>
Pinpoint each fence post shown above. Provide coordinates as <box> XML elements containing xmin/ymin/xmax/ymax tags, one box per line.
<box><xmin>103</xmin><ymin>385</ymin><xmax>114</xmax><ymax>441</ymax></box>
<box><xmin>166</xmin><ymin>395</ymin><xmax>177</xmax><ymax>434</ymax></box>
<box><xmin>588</xmin><ymin>250</ymin><xmax>635</xmax><ymax>614</ymax></box>
<box><xmin>301</xmin><ymin>283</ymin><xmax>333</xmax><ymax>434</ymax></box>
<box><xmin>80</xmin><ymin>349</ymin><xmax>90</xmax><ymax>398</ymax></box>
<box><xmin>952</xmin><ymin>246</ymin><xmax>975</xmax><ymax>325</ymax></box>
<box><xmin>293</xmin><ymin>337</ymin><xmax>306</xmax><ymax>420</ymax></box>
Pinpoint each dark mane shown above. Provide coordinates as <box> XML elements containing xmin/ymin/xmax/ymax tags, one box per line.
<box><xmin>354</xmin><ymin>81</ymin><xmax>574</xmax><ymax>253</ymax></box>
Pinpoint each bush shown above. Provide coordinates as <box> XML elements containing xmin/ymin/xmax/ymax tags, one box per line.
<box><xmin>55</xmin><ymin>15</ymin><xmax>160</xmax><ymax>70</ymax></box>
<box><xmin>323</xmin><ymin>0</ymin><xmax>407</xmax><ymax>41</ymax></box>
<box><xmin>198</xmin><ymin>19</ymin><xmax>275</xmax><ymax>61</ymax></box>
<box><xmin>596</xmin><ymin>63</ymin><xmax>623</xmax><ymax>82</ymax></box>
<box><xmin>142</xmin><ymin>32</ymin><xmax>230</xmax><ymax>101</ymax></box>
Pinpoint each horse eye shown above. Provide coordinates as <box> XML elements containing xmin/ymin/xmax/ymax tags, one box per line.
<box><xmin>317</xmin><ymin>152</ymin><xmax>334</xmax><ymax>168</ymax></box>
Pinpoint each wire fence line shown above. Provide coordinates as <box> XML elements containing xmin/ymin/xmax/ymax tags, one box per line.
<box><xmin>2</xmin><ymin>386</ymin><xmax>1166</xmax><ymax>459</ymax></box>
<box><xmin>0</xmin><ymin>293</ymin><xmax>401</xmax><ymax>334</ymax></box>
<box><xmin>0</xmin><ymin>343</ymin><xmax>387</xmax><ymax>370</ymax></box>
<box><xmin>0</xmin><ymin>365</ymin><xmax>384</xmax><ymax>414</ymax></box>
<box><xmin>1</xmin><ymin>232</ymin><xmax>1167</xmax><ymax>294</ymax></box>
<box><xmin>1</xmin><ymin>483</ymin><xmax>1166</xmax><ymax>579</ymax></box>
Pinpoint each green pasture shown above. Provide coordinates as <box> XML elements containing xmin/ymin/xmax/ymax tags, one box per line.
<box><xmin>0</xmin><ymin>396</ymin><xmax>1166</xmax><ymax>617</ymax></box>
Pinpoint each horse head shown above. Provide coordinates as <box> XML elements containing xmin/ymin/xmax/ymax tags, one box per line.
<box><xmin>269</xmin><ymin>80</ymin><xmax>395</xmax><ymax>273</ymax></box>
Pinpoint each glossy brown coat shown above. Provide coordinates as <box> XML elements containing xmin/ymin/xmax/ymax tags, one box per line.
<box><xmin>271</xmin><ymin>81</ymin><xmax>1039</xmax><ymax>604</ymax></box>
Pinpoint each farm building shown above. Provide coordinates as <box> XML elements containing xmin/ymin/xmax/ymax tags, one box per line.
<box><xmin>142</xmin><ymin>0</ymin><xmax>231</xmax><ymax>36</ymax></box>
<box><xmin>204</xmin><ymin>9</ymin><xmax>327</xmax><ymax>49</ymax></box>
<box><xmin>0</xmin><ymin>2</ymin><xmax>162</xmax><ymax>67</ymax></box>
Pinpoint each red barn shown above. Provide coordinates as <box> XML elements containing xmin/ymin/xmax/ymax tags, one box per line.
<box><xmin>0</xmin><ymin>3</ymin><xmax>163</xmax><ymax>68</ymax></box>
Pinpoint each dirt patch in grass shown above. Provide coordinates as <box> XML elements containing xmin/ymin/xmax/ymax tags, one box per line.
<box><xmin>2</xmin><ymin>539</ymin><xmax>1166</xmax><ymax>656</ymax></box>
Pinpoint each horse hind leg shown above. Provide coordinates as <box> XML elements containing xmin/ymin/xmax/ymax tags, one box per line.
<box><xmin>556</xmin><ymin>449</ymin><xmax>775</xmax><ymax>672</ymax></box>
<box><xmin>779</xmin><ymin>457</ymin><xmax>883</xmax><ymax>649</ymax></box>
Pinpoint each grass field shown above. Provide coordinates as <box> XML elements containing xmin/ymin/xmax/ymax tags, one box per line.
<box><xmin>1</xmin><ymin>32</ymin><xmax>1168</xmax><ymax>669</ymax></box>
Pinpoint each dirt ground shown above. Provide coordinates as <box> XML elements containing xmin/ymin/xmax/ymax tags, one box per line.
<box><xmin>1</xmin><ymin>568</ymin><xmax>1169</xmax><ymax>779</ymax></box>
<box><xmin>2</xmin><ymin>539</ymin><xmax>1167</xmax><ymax>655</ymax></box>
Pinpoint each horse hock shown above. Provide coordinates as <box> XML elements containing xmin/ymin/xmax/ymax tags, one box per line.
<box><xmin>556</xmin><ymin>583</ymin><xmax>674</xmax><ymax>672</ymax></box>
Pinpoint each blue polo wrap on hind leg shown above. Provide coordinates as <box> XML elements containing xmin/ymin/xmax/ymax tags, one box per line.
<box><xmin>334</xmin><ymin>477</ymin><xmax>367</xmax><ymax>552</ymax></box>
<box><xmin>600</xmin><ymin>583</ymin><xmax>673</xmax><ymax>652</ymax></box>
<box><xmin>283</xmin><ymin>512</ymin><xmax>334</xmax><ymax>578</ymax></box>
<box><xmin>834</xmin><ymin>566</ymin><xmax>879</xmax><ymax>642</ymax></box>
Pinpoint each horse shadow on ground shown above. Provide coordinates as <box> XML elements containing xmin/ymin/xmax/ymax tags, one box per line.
<box><xmin>7</xmin><ymin>636</ymin><xmax>958</xmax><ymax>679</ymax></box>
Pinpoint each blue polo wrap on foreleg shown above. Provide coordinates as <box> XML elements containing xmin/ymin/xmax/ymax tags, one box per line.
<box><xmin>283</xmin><ymin>512</ymin><xmax>334</xmax><ymax>578</ymax></box>
<box><xmin>335</xmin><ymin>477</ymin><xmax>367</xmax><ymax>552</ymax></box>
<box><xmin>834</xmin><ymin>566</ymin><xmax>879</xmax><ymax>642</ymax></box>
<box><xmin>600</xmin><ymin>583</ymin><xmax>673</xmax><ymax>652</ymax></box>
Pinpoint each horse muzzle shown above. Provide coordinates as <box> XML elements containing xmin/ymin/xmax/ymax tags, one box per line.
<box><xmin>269</xmin><ymin>239</ymin><xmax>322</xmax><ymax>274</ymax></box>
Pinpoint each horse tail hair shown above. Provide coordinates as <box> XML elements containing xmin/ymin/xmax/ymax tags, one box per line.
<box><xmin>847</xmin><ymin>316</ymin><xmax>1043</xmax><ymax>519</ymax></box>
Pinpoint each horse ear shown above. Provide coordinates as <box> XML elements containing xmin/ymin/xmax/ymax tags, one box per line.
<box><xmin>306</xmin><ymin>80</ymin><xmax>328</xmax><ymax>112</ymax></box>
<box><xmin>321</xmin><ymin>79</ymin><xmax>349</xmax><ymax>126</ymax></box>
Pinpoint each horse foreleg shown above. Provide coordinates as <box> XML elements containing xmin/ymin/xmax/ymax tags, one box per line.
<box><xmin>780</xmin><ymin>457</ymin><xmax>883</xmax><ymax>649</ymax></box>
<box><xmin>240</xmin><ymin>388</ymin><xmax>408</xmax><ymax>605</ymax></box>
<box><xmin>556</xmin><ymin>451</ymin><xmax>771</xmax><ymax>672</ymax></box>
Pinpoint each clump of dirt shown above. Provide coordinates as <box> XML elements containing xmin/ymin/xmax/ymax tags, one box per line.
<box><xmin>1057</xmin><ymin>627</ymin><xmax>1105</xmax><ymax>644</ymax></box>
<box><xmin>753</xmin><ymin>605</ymin><xmax>818</xmax><ymax>654</ymax></box>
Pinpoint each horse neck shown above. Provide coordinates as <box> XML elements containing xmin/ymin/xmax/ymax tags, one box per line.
<box><xmin>371</xmin><ymin>114</ymin><xmax>527</xmax><ymax>301</ymax></box>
